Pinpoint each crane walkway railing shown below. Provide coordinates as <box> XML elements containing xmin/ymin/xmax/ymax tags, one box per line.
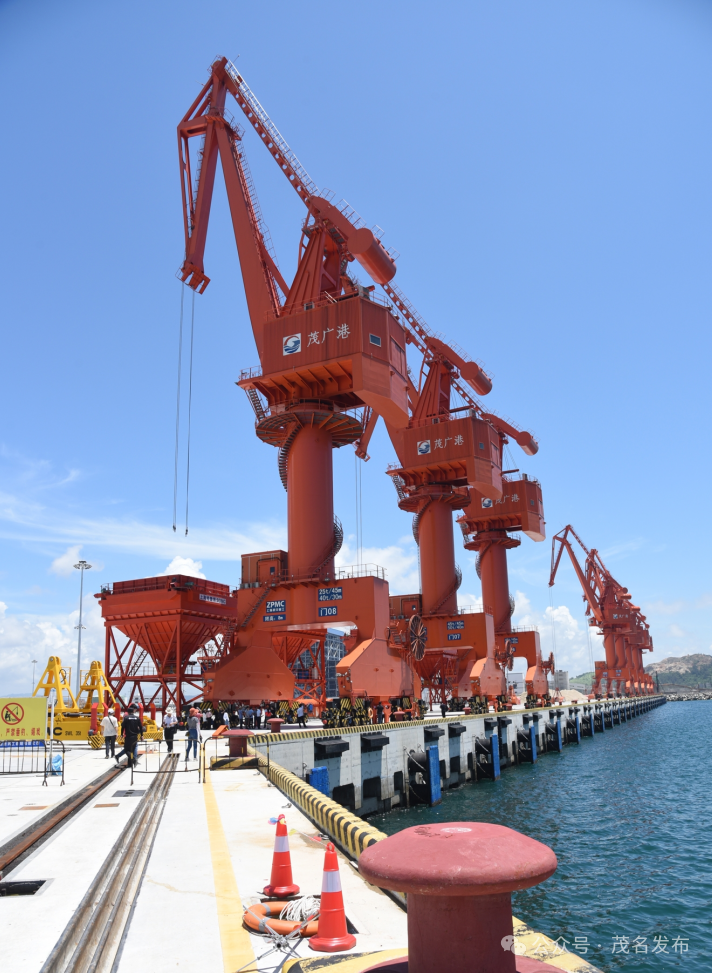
<box><xmin>223</xmin><ymin>58</ymin><xmax>319</xmax><ymax>200</ymax></box>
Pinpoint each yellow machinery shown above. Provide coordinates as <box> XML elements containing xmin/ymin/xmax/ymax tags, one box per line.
<box><xmin>33</xmin><ymin>656</ymin><xmax>162</xmax><ymax>745</ymax></box>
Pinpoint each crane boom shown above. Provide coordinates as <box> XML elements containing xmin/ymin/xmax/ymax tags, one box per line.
<box><xmin>178</xmin><ymin>61</ymin><xmax>285</xmax><ymax>356</ymax></box>
<box><xmin>222</xmin><ymin>59</ymin><xmax>319</xmax><ymax>204</ymax></box>
<box><xmin>219</xmin><ymin>57</ymin><xmax>542</xmax><ymax>457</ymax></box>
<box><xmin>549</xmin><ymin>525</ymin><xmax>603</xmax><ymax>623</ymax></box>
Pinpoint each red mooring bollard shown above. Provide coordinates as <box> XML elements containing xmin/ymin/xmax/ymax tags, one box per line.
<box><xmin>224</xmin><ymin>729</ymin><xmax>253</xmax><ymax>757</ymax></box>
<box><xmin>358</xmin><ymin>822</ymin><xmax>562</xmax><ymax>973</ymax></box>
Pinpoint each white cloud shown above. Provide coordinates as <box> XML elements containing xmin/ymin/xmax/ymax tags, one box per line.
<box><xmin>0</xmin><ymin>599</ymin><xmax>105</xmax><ymax>696</ymax></box>
<box><xmin>510</xmin><ymin>589</ymin><xmax>604</xmax><ymax>676</ymax></box>
<box><xmin>459</xmin><ymin>590</ymin><xmax>483</xmax><ymax>611</ymax></box>
<box><xmin>159</xmin><ymin>556</ymin><xmax>206</xmax><ymax>579</ymax></box>
<box><xmin>49</xmin><ymin>544</ymin><xmax>83</xmax><ymax>577</ymax></box>
<box><xmin>0</xmin><ymin>488</ymin><xmax>285</xmax><ymax>563</ymax></box>
<box><xmin>336</xmin><ymin>538</ymin><xmax>419</xmax><ymax>593</ymax></box>
<box><xmin>512</xmin><ymin>590</ymin><xmax>532</xmax><ymax>616</ymax></box>
<box><xmin>645</xmin><ymin>599</ymin><xmax>686</xmax><ymax>616</ymax></box>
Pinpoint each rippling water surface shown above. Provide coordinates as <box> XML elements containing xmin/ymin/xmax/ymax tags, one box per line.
<box><xmin>372</xmin><ymin>702</ymin><xmax>711</xmax><ymax>972</ymax></box>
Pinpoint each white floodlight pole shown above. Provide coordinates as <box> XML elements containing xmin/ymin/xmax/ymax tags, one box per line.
<box><xmin>73</xmin><ymin>560</ymin><xmax>92</xmax><ymax>697</ymax></box>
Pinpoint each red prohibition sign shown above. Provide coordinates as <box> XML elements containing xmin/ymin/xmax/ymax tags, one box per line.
<box><xmin>1</xmin><ymin>702</ymin><xmax>24</xmax><ymax>725</ymax></box>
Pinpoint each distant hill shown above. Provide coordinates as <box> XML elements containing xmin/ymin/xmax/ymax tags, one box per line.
<box><xmin>573</xmin><ymin>671</ymin><xmax>594</xmax><ymax>684</ymax></box>
<box><xmin>645</xmin><ymin>654</ymin><xmax>712</xmax><ymax>689</ymax></box>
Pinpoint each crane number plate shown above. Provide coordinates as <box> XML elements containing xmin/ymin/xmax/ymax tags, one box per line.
<box><xmin>318</xmin><ymin>606</ymin><xmax>338</xmax><ymax>617</ymax></box>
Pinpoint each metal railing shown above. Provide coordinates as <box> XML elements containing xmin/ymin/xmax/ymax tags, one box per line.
<box><xmin>123</xmin><ymin>736</ymin><xmax>204</xmax><ymax>786</ymax></box>
<box><xmin>222</xmin><ymin>58</ymin><xmax>319</xmax><ymax>199</ymax></box>
<box><xmin>0</xmin><ymin>740</ymin><xmax>65</xmax><ymax>785</ymax></box>
<box><xmin>335</xmin><ymin>563</ymin><xmax>386</xmax><ymax>580</ymax></box>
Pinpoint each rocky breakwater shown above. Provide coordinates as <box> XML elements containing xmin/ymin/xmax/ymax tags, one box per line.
<box><xmin>665</xmin><ymin>691</ymin><xmax>712</xmax><ymax>702</ymax></box>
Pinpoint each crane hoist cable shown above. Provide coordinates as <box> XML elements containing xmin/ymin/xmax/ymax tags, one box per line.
<box><xmin>354</xmin><ymin>451</ymin><xmax>364</xmax><ymax>567</ymax></box>
<box><xmin>172</xmin><ymin>284</ymin><xmax>185</xmax><ymax>532</ymax></box>
<box><xmin>184</xmin><ymin>289</ymin><xmax>196</xmax><ymax>535</ymax></box>
<box><xmin>585</xmin><ymin>612</ymin><xmax>596</xmax><ymax>678</ymax></box>
<box><xmin>548</xmin><ymin>585</ymin><xmax>558</xmax><ymax>662</ymax></box>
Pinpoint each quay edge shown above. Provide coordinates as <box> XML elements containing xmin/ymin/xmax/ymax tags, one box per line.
<box><xmin>242</xmin><ymin>696</ymin><xmax>666</xmax><ymax>819</ymax></box>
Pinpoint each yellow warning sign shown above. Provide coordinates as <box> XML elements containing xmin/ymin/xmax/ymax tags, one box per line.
<box><xmin>0</xmin><ymin>697</ymin><xmax>48</xmax><ymax>741</ymax></box>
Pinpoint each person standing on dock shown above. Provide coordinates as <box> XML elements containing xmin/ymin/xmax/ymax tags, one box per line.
<box><xmin>101</xmin><ymin>709</ymin><xmax>118</xmax><ymax>759</ymax></box>
<box><xmin>222</xmin><ymin>708</ymin><xmax>231</xmax><ymax>729</ymax></box>
<box><xmin>163</xmin><ymin>708</ymin><xmax>177</xmax><ymax>753</ymax></box>
<box><xmin>255</xmin><ymin>704</ymin><xmax>263</xmax><ymax>729</ymax></box>
<box><xmin>185</xmin><ymin>707</ymin><xmax>200</xmax><ymax>762</ymax></box>
<box><xmin>296</xmin><ymin>703</ymin><xmax>306</xmax><ymax>728</ymax></box>
<box><xmin>116</xmin><ymin>704</ymin><xmax>144</xmax><ymax>768</ymax></box>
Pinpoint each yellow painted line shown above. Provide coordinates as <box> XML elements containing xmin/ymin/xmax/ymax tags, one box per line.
<box><xmin>203</xmin><ymin>770</ymin><xmax>255</xmax><ymax>973</ymax></box>
<box><xmin>512</xmin><ymin>918</ymin><xmax>601</xmax><ymax>972</ymax></box>
<box><xmin>283</xmin><ymin>950</ymin><xmax>407</xmax><ymax>972</ymax></box>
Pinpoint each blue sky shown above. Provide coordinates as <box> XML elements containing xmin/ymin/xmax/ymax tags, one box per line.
<box><xmin>1</xmin><ymin>0</ymin><xmax>711</xmax><ymax>694</ymax></box>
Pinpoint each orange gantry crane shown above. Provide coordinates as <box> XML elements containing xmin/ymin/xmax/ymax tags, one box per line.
<box><xmin>383</xmin><ymin>347</ymin><xmax>549</xmax><ymax>707</ymax></box>
<box><xmin>549</xmin><ymin>525</ymin><xmax>654</xmax><ymax>697</ymax></box>
<box><xmin>168</xmin><ymin>55</ymin><xmax>544</xmax><ymax>711</ymax></box>
<box><xmin>456</xmin><ymin>438</ymin><xmax>553</xmax><ymax>706</ymax></box>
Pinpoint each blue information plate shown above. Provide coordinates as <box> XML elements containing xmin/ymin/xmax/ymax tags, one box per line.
<box><xmin>447</xmin><ymin>619</ymin><xmax>465</xmax><ymax>630</ymax></box>
<box><xmin>318</xmin><ymin>606</ymin><xmax>338</xmax><ymax>617</ymax></box>
<box><xmin>318</xmin><ymin>587</ymin><xmax>342</xmax><ymax>601</ymax></box>
<box><xmin>263</xmin><ymin>613</ymin><xmax>286</xmax><ymax>622</ymax></box>
<box><xmin>265</xmin><ymin>599</ymin><xmax>286</xmax><ymax>613</ymax></box>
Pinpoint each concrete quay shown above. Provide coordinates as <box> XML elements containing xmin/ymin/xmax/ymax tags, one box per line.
<box><xmin>246</xmin><ymin>696</ymin><xmax>666</xmax><ymax>818</ymax></box>
<box><xmin>0</xmin><ymin>739</ymin><xmax>602</xmax><ymax>973</ymax></box>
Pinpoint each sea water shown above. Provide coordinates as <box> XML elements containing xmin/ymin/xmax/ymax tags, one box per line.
<box><xmin>372</xmin><ymin>701</ymin><xmax>711</xmax><ymax>971</ymax></box>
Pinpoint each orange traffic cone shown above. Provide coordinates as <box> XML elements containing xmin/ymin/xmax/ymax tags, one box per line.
<box><xmin>263</xmin><ymin>814</ymin><xmax>300</xmax><ymax>897</ymax></box>
<box><xmin>309</xmin><ymin>841</ymin><xmax>356</xmax><ymax>952</ymax></box>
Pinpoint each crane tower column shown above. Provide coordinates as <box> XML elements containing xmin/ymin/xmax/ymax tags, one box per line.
<box><xmin>287</xmin><ymin>424</ymin><xmax>335</xmax><ymax>579</ymax></box>
<box><xmin>474</xmin><ymin>530</ymin><xmax>520</xmax><ymax>633</ymax></box>
<box><xmin>417</xmin><ymin>499</ymin><xmax>459</xmax><ymax>615</ymax></box>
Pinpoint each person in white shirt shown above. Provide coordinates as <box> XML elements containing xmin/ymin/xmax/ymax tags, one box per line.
<box><xmin>163</xmin><ymin>708</ymin><xmax>177</xmax><ymax>753</ymax></box>
<box><xmin>101</xmin><ymin>710</ymin><xmax>119</xmax><ymax>759</ymax></box>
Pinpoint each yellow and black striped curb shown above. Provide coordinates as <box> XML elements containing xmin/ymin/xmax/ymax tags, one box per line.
<box><xmin>281</xmin><ymin>925</ymin><xmax>600</xmax><ymax>973</ymax></box>
<box><xmin>249</xmin><ymin>746</ymin><xmax>387</xmax><ymax>862</ymax></box>
<box><xmin>210</xmin><ymin>754</ymin><xmax>259</xmax><ymax>770</ymax></box>
<box><xmin>280</xmin><ymin>924</ymin><xmax>600</xmax><ymax>972</ymax></box>
<box><xmin>251</xmin><ymin>748</ymin><xmax>602</xmax><ymax>973</ymax></box>
<box><xmin>511</xmin><ymin>917</ymin><xmax>602</xmax><ymax>973</ymax></box>
<box><xmin>283</xmin><ymin>951</ymin><xmax>407</xmax><ymax>972</ymax></box>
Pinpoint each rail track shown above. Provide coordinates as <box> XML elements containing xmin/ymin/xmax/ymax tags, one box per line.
<box><xmin>0</xmin><ymin>765</ymin><xmax>126</xmax><ymax>879</ymax></box>
<box><xmin>39</xmin><ymin>753</ymin><xmax>178</xmax><ymax>973</ymax></box>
